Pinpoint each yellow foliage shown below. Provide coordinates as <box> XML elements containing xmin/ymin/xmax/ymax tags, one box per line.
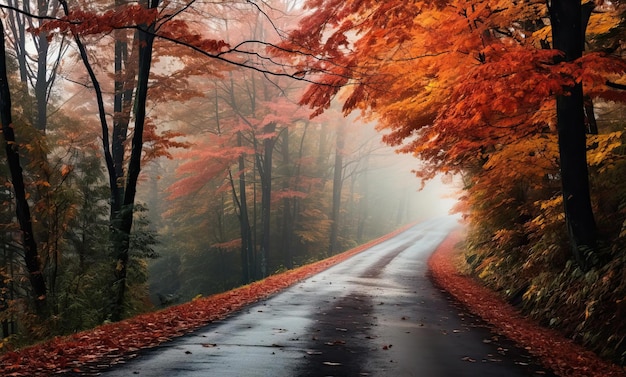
<box><xmin>528</xmin><ymin>25</ymin><xmax>552</xmax><ymax>47</ymax></box>
<box><xmin>539</xmin><ymin>195</ymin><xmax>563</xmax><ymax>211</ymax></box>
<box><xmin>587</xmin><ymin>11</ymin><xmax>621</xmax><ymax>36</ymax></box>
<box><xmin>478</xmin><ymin>264</ymin><xmax>492</xmax><ymax>280</ymax></box>
<box><xmin>587</xmin><ymin>131</ymin><xmax>624</xmax><ymax>172</ymax></box>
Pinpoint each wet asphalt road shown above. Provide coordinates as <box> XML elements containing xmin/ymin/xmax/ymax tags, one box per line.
<box><xmin>100</xmin><ymin>216</ymin><xmax>554</xmax><ymax>377</ymax></box>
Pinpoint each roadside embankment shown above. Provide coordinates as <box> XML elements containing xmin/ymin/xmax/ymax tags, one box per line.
<box><xmin>428</xmin><ymin>229</ymin><xmax>626</xmax><ymax>377</ymax></box>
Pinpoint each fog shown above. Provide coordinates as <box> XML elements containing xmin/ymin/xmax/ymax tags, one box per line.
<box><xmin>141</xmin><ymin>115</ymin><xmax>460</xmax><ymax>304</ymax></box>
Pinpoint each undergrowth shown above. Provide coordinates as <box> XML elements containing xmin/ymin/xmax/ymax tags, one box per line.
<box><xmin>463</xmin><ymin>137</ymin><xmax>626</xmax><ymax>365</ymax></box>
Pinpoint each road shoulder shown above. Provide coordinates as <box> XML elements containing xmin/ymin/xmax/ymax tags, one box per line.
<box><xmin>428</xmin><ymin>229</ymin><xmax>626</xmax><ymax>377</ymax></box>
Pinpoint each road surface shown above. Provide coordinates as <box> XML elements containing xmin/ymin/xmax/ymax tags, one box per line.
<box><xmin>100</xmin><ymin>217</ymin><xmax>553</xmax><ymax>377</ymax></box>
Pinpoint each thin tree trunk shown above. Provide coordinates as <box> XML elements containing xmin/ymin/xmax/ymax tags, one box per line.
<box><xmin>6</xmin><ymin>0</ymin><xmax>27</xmax><ymax>83</ymax></box>
<box><xmin>583</xmin><ymin>95</ymin><xmax>598</xmax><ymax>135</ymax></box>
<box><xmin>257</xmin><ymin>122</ymin><xmax>276</xmax><ymax>277</ymax></box>
<box><xmin>34</xmin><ymin>32</ymin><xmax>48</xmax><ymax>132</ymax></box>
<box><xmin>223</xmin><ymin>74</ymin><xmax>255</xmax><ymax>284</ymax></box>
<box><xmin>329</xmin><ymin>123</ymin><xmax>345</xmax><ymax>255</ymax></box>
<box><xmin>0</xmin><ymin>20</ymin><xmax>47</xmax><ymax>310</ymax></box>
<box><xmin>233</xmin><ymin>131</ymin><xmax>254</xmax><ymax>284</ymax></box>
<box><xmin>280</xmin><ymin>129</ymin><xmax>294</xmax><ymax>269</ymax></box>
<box><xmin>356</xmin><ymin>155</ymin><xmax>370</xmax><ymax>242</ymax></box>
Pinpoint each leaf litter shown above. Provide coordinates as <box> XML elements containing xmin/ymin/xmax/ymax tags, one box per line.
<box><xmin>0</xmin><ymin>226</ymin><xmax>413</xmax><ymax>376</ymax></box>
<box><xmin>428</xmin><ymin>229</ymin><xmax>626</xmax><ymax>377</ymax></box>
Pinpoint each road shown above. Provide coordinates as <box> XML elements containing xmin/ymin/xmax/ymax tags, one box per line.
<box><xmin>100</xmin><ymin>217</ymin><xmax>554</xmax><ymax>377</ymax></box>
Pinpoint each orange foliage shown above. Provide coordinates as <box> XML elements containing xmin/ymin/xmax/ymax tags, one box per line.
<box><xmin>286</xmin><ymin>1</ymin><xmax>626</xmax><ymax>180</ymax></box>
<box><xmin>34</xmin><ymin>4</ymin><xmax>158</xmax><ymax>36</ymax></box>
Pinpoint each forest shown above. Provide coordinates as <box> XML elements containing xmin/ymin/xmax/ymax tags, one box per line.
<box><xmin>0</xmin><ymin>0</ymin><xmax>449</xmax><ymax>352</ymax></box>
<box><xmin>0</xmin><ymin>0</ymin><xmax>625</xmax><ymax>368</ymax></box>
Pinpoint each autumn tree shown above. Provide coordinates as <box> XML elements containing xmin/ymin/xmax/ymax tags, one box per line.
<box><xmin>8</xmin><ymin>0</ymin><xmax>426</xmax><ymax>323</ymax></box>
<box><xmin>157</xmin><ymin>0</ymin><xmax>315</xmax><ymax>284</ymax></box>
<box><xmin>549</xmin><ymin>2</ymin><xmax>598</xmax><ymax>266</ymax></box>
<box><xmin>285</xmin><ymin>0</ymin><xmax>626</xmax><ymax>268</ymax></box>
<box><xmin>282</xmin><ymin>0</ymin><xmax>626</xmax><ymax>361</ymax></box>
<box><xmin>0</xmin><ymin>1</ymin><xmax>79</xmax><ymax>319</ymax></box>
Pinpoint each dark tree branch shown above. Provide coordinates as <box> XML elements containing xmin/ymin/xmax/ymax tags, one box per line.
<box><xmin>58</xmin><ymin>0</ymin><xmax>117</xmax><ymax>199</ymax></box>
<box><xmin>0</xmin><ymin>4</ymin><xmax>59</xmax><ymax>22</ymax></box>
<box><xmin>2</xmin><ymin>2</ymin><xmax>358</xmax><ymax>89</ymax></box>
<box><xmin>606</xmin><ymin>80</ymin><xmax>626</xmax><ymax>90</ymax></box>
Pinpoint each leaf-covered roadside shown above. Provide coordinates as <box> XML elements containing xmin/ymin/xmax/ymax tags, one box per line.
<box><xmin>0</xmin><ymin>225</ymin><xmax>414</xmax><ymax>376</ymax></box>
<box><xmin>429</xmin><ymin>230</ymin><xmax>626</xmax><ymax>377</ymax></box>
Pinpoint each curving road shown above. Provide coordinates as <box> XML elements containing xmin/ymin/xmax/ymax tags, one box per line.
<box><xmin>100</xmin><ymin>216</ymin><xmax>554</xmax><ymax>377</ymax></box>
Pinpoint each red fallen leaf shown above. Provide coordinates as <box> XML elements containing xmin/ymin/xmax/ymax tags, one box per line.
<box><xmin>0</xmin><ymin>225</ymin><xmax>416</xmax><ymax>377</ymax></box>
<box><xmin>429</xmin><ymin>230</ymin><xmax>626</xmax><ymax>377</ymax></box>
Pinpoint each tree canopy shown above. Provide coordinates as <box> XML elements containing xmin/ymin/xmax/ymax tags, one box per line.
<box><xmin>1</xmin><ymin>0</ymin><xmax>626</xmax><ymax>365</ymax></box>
<box><xmin>285</xmin><ymin>0</ymin><xmax>626</xmax><ymax>361</ymax></box>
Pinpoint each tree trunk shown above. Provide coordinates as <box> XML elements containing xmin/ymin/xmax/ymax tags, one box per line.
<box><xmin>583</xmin><ymin>95</ymin><xmax>598</xmax><ymax>135</ymax></box>
<box><xmin>223</xmin><ymin>71</ymin><xmax>255</xmax><ymax>284</ymax></box>
<box><xmin>550</xmin><ymin>0</ymin><xmax>597</xmax><ymax>268</ymax></box>
<box><xmin>280</xmin><ymin>129</ymin><xmax>294</xmax><ymax>269</ymax></box>
<box><xmin>5</xmin><ymin>0</ymin><xmax>27</xmax><ymax>83</ymax></box>
<box><xmin>59</xmin><ymin>0</ymin><xmax>119</xmax><ymax>319</ymax></box>
<box><xmin>329</xmin><ymin>123</ymin><xmax>345</xmax><ymax>255</ymax></box>
<box><xmin>111</xmin><ymin>0</ymin><xmax>158</xmax><ymax>321</ymax></box>
<box><xmin>355</xmin><ymin>154</ymin><xmax>370</xmax><ymax>243</ymax></box>
<box><xmin>109</xmin><ymin>0</ymin><xmax>138</xmax><ymax>321</ymax></box>
<box><xmin>111</xmin><ymin>0</ymin><xmax>137</xmax><ymax>221</ymax></box>
<box><xmin>34</xmin><ymin>30</ymin><xmax>48</xmax><ymax>132</ymax></box>
<box><xmin>6</xmin><ymin>0</ymin><xmax>58</xmax><ymax>132</ymax></box>
<box><xmin>236</xmin><ymin>131</ymin><xmax>254</xmax><ymax>284</ymax></box>
<box><xmin>257</xmin><ymin>122</ymin><xmax>276</xmax><ymax>277</ymax></box>
<box><xmin>0</xmin><ymin>20</ymin><xmax>47</xmax><ymax>310</ymax></box>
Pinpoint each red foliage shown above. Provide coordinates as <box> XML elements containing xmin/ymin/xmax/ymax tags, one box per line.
<box><xmin>142</xmin><ymin>118</ymin><xmax>190</xmax><ymax>162</ymax></box>
<box><xmin>34</xmin><ymin>5</ymin><xmax>158</xmax><ymax>36</ymax></box>
<box><xmin>0</xmin><ymin>224</ymin><xmax>415</xmax><ymax>376</ymax></box>
<box><xmin>158</xmin><ymin>20</ymin><xmax>230</xmax><ymax>54</ymax></box>
<box><xmin>428</xmin><ymin>230</ymin><xmax>626</xmax><ymax>377</ymax></box>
